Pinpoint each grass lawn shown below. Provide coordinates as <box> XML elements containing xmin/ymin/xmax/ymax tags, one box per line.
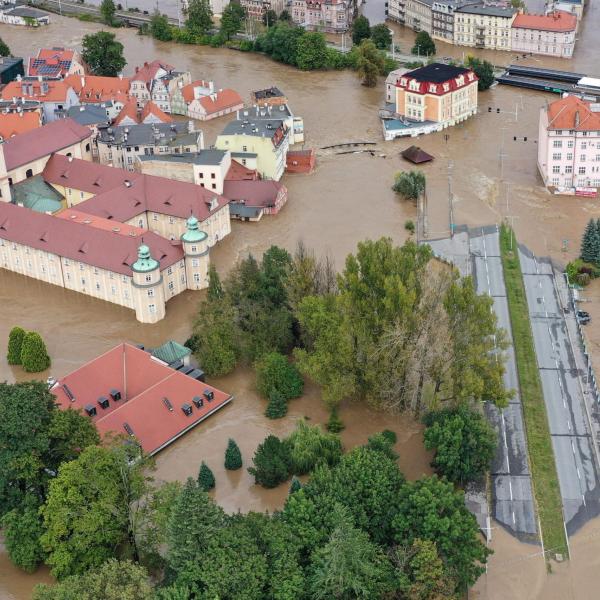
<box><xmin>499</xmin><ymin>224</ymin><xmax>567</xmax><ymax>559</ymax></box>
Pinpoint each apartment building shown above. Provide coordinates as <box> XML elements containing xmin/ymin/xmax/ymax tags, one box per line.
<box><xmin>511</xmin><ymin>11</ymin><xmax>576</xmax><ymax>58</ymax></box>
<box><xmin>454</xmin><ymin>5</ymin><xmax>516</xmax><ymax>50</ymax></box>
<box><xmin>431</xmin><ymin>0</ymin><xmax>469</xmax><ymax>41</ymax></box>
<box><xmin>129</xmin><ymin>60</ymin><xmax>191</xmax><ymax>113</ymax></box>
<box><xmin>27</xmin><ymin>47</ymin><xmax>85</xmax><ymax>78</ymax></box>
<box><xmin>291</xmin><ymin>0</ymin><xmax>354</xmax><ymax>32</ymax></box>
<box><xmin>387</xmin><ymin>0</ymin><xmax>406</xmax><ymax>25</ymax></box>
<box><xmin>179</xmin><ymin>80</ymin><xmax>244</xmax><ymax>121</ymax></box>
<box><xmin>405</xmin><ymin>0</ymin><xmax>433</xmax><ymax>33</ymax></box>
<box><xmin>537</xmin><ymin>95</ymin><xmax>600</xmax><ymax>193</ymax></box>
<box><xmin>241</xmin><ymin>0</ymin><xmax>285</xmax><ymax>21</ymax></box>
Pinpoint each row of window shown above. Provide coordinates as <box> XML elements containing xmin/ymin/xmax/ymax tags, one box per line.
<box><xmin>552</xmin><ymin>165</ymin><xmax>588</xmax><ymax>174</ymax></box>
<box><xmin>552</xmin><ymin>153</ymin><xmax>600</xmax><ymax>162</ymax></box>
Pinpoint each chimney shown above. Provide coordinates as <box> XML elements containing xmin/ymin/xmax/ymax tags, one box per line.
<box><xmin>38</xmin><ymin>75</ymin><xmax>42</xmax><ymax>82</ymax></box>
<box><xmin>81</xmin><ymin>76</ymin><xmax>85</xmax><ymax>88</ymax></box>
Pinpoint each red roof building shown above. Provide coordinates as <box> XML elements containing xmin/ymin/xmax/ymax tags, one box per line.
<box><xmin>512</xmin><ymin>10</ymin><xmax>576</xmax><ymax>32</ymax></box>
<box><xmin>52</xmin><ymin>343</ymin><xmax>233</xmax><ymax>455</ymax></box>
<box><xmin>512</xmin><ymin>11</ymin><xmax>577</xmax><ymax>58</ymax></box>
<box><xmin>1</xmin><ymin>79</ymin><xmax>77</xmax><ymax>104</ymax></box>
<box><xmin>182</xmin><ymin>81</ymin><xmax>244</xmax><ymax>121</ymax></box>
<box><xmin>64</xmin><ymin>74</ymin><xmax>131</xmax><ymax>104</ymax></box>
<box><xmin>0</xmin><ymin>112</ymin><xmax>41</xmax><ymax>141</ymax></box>
<box><xmin>27</xmin><ymin>47</ymin><xmax>85</xmax><ymax>78</ymax></box>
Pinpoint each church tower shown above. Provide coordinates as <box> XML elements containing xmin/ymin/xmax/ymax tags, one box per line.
<box><xmin>180</xmin><ymin>215</ymin><xmax>209</xmax><ymax>291</ymax></box>
<box><xmin>131</xmin><ymin>244</ymin><xmax>166</xmax><ymax>323</ymax></box>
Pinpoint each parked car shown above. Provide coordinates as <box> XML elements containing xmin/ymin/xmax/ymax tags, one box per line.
<box><xmin>577</xmin><ymin>310</ymin><xmax>590</xmax><ymax>319</ymax></box>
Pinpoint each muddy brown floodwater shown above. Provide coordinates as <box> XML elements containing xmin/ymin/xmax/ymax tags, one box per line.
<box><xmin>1</xmin><ymin>7</ymin><xmax>600</xmax><ymax>597</ymax></box>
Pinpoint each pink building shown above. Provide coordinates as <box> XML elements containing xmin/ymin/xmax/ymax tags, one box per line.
<box><xmin>291</xmin><ymin>0</ymin><xmax>354</xmax><ymax>32</ymax></box>
<box><xmin>537</xmin><ymin>95</ymin><xmax>600</xmax><ymax>194</ymax></box>
<box><xmin>511</xmin><ymin>11</ymin><xmax>577</xmax><ymax>58</ymax></box>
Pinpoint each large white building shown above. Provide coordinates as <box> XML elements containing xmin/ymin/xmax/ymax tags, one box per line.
<box><xmin>454</xmin><ymin>5</ymin><xmax>516</xmax><ymax>50</ymax></box>
<box><xmin>511</xmin><ymin>11</ymin><xmax>576</xmax><ymax>58</ymax></box>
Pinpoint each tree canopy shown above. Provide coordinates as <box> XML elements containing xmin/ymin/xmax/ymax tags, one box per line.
<box><xmin>466</xmin><ymin>56</ymin><xmax>495</xmax><ymax>91</ymax></box>
<box><xmin>81</xmin><ymin>31</ymin><xmax>126</xmax><ymax>76</ymax></box>
<box><xmin>393</xmin><ymin>170</ymin><xmax>426</xmax><ymax>201</ymax></box>
<box><xmin>0</xmin><ymin>37</ymin><xmax>10</xmax><ymax>57</ymax></box>
<box><xmin>370</xmin><ymin>24</ymin><xmax>392</xmax><ymax>50</ymax></box>
<box><xmin>100</xmin><ymin>0</ymin><xmax>116</xmax><ymax>25</ymax></box>
<box><xmin>185</xmin><ymin>0</ymin><xmax>213</xmax><ymax>35</ymax></box>
<box><xmin>150</xmin><ymin>11</ymin><xmax>173</xmax><ymax>41</ymax></box>
<box><xmin>412</xmin><ymin>31</ymin><xmax>436</xmax><ymax>56</ymax></box>
<box><xmin>355</xmin><ymin>39</ymin><xmax>385</xmax><ymax>87</ymax></box>
<box><xmin>220</xmin><ymin>2</ymin><xmax>245</xmax><ymax>39</ymax></box>
<box><xmin>351</xmin><ymin>15</ymin><xmax>371</xmax><ymax>46</ymax></box>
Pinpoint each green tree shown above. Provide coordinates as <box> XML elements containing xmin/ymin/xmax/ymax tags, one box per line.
<box><xmin>32</xmin><ymin>559</ymin><xmax>153</xmax><ymax>600</ymax></box>
<box><xmin>308</xmin><ymin>505</ymin><xmax>395</xmax><ymax>599</ymax></box>
<box><xmin>365</xmin><ymin>430</ymin><xmax>399</xmax><ymax>461</ymax></box>
<box><xmin>255</xmin><ymin>351</ymin><xmax>304</xmax><ymax>400</ymax></box>
<box><xmin>207</xmin><ymin>264</ymin><xmax>224</xmax><ymax>301</ymax></box>
<box><xmin>287</xmin><ymin>419</ymin><xmax>343</xmax><ymax>475</ymax></box>
<box><xmin>255</xmin><ymin>23</ymin><xmax>305</xmax><ymax>66</ymax></box>
<box><xmin>356</xmin><ymin>39</ymin><xmax>385</xmax><ymax>87</ymax></box>
<box><xmin>185</xmin><ymin>0</ymin><xmax>213</xmax><ymax>35</ymax></box>
<box><xmin>423</xmin><ymin>404</ymin><xmax>497</xmax><ymax>485</ymax></box>
<box><xmin>265</xmin><ymin>390</ymin><xmax>288</xmax><ymax>419</ymax></box>
<box><xmin>262</xmin><ymin>8</ymin><xmax>278</xmax><ymax>26</ymax></box>
<box><xmin>510</xmin><ymin>0</ymin><xmax>525</xmax><ymax>8</ymax></box>
<box><xmin>581</xmin><ymin>218</ymin><xmax>600</xmax><ymax>264</ymax></box>
<box><xmin>465</xmin><ymin>56</ymin><xmax>495</xmax><ymax>91</ymax></box>
<box><xmin>412</xmin><ymin>31</ymin><xmax>436</xmax><ymax>56</ymax></box>
<box><xmin>351</xmin><ymin>15</ymin><xmax>371</xmax><ymax>45</ymax></box>
<box><xmin>150</xmin><ymin>11</ymin><xmax>173</xmax><ymax>41</ymax></box>
<box><xmin>220</xmin><ymin>2</ymin><xmax>245</xmax><ymax>39</ymax></box>
<box><xmin>166</xmin><ymin>478</ymin><xmax>225</xmax><ymax>571</ymax></box>
<box><xmin>82</xmin><ymin>31</ymin><xmax>126</xmax><ymax>76</ymax></box>
<box><xmin>6</xmin><ymin>325</ymin><xmax>25</xmax><ymax>365</ymax></box>
<box><xmin>393</xmin><ymin>170</ymin><xmax>426</xmax><ymax>201</ymax></box>
<box><xmin>248</xmin><ymin>435</ymin><xmax>291</xmax><ymax>488</ymax></box>
<box><xmin>289</xmin><ymin>475</ymin><xmax>302</xmax><ymax>494</ymax></box>
<box><xmin>279</xmin><ymin>9</ymin><xmax>291</xmax><ymax>21</ymax></box>
<box><xmin>0</xmin><ymin>37</ymin><xmax>10</xmax><ymax>57</ymax></box>
<box><xmin>370</xmin><ymin>24</ymin><xmax>392</xmax><ymax>50</ymax></box>
<box><xmin>20</xmin><ymin>331</ymin><xmax>50</xmax><ymax>372</ymax></box>
<box><xmin>1</xmin><ymin>494</ymin><xmax>45</xmax><ymax>572</ymax></box>
<box><xmin>392</xmin><ymin>475</ymin><xmax>491</xmax><ymax>591</ymax></box>
<box><xmin>296</xmin><ymin>32</ymin><xmax>330</xmax><ymax>70</ymax></box>
<box><xmin>198</xmin><ymin>461</ymin><xmax>215</xmax><ymax>491</ymax></box>
<box><xmin>100</xmin><ymin>0</ymin><xmax>116</xmax><ymax>25</ymax></box>
<box><xmin>224</xmin><ymin>438</ymin><xmax>243</xmax><ymax>470</ymax></box>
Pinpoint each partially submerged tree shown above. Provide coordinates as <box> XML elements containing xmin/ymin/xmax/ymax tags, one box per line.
<box><xmin>20</xmin><ymin>331</ymin><xmax>50</xmax><ymax>373</ymax></box>
<box><xmin>82</xmin><ymin>31</ymin><xmax>126</xmax><ymax>76</ymax></box>
<box><xmin>356</xmin><ymin>39</ymin><xmax>384</xmax><ymax>87</ymax></box>
<box><xmin>6</xmin><ymin>326</ymin><xmax>25</xmax><ymax>365</ymax></box>
<box><xmin>392</xmin><ymin>170</ymin><xmax>426</xmax><ymax>201</ymax></box>
<box><xmin>224</xmin><ymin>438</ymin><xmax>243</xmax><ymax>470</ymax></box>
<box><xmin>198</xmin><ymin>461</ymin><xmax>216</xmax><ymax>491</ymax></box>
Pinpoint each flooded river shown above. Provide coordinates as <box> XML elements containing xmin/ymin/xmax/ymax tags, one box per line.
<box><xmin>0</xmin><ymin>6</ymin><xmax>599</xmax><ymax>596</ymax></box>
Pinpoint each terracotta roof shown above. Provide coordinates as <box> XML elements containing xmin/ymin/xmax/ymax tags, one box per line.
<box><xmin>28</xmin><ymin>47</ymin><xmax>76</xmax><ymax>77</ymax></box>
<box><xmin>1</xmin><ymin>79</ymin><xmax>74</xmax><ymax>103</ymax></box>
<box><xmin>55</xmin><ymin>209</ymin><xmax>146</xmax><ymax>237</ymax></box>
<box><xmin>43</xmin><ymin>154</ymin><xmax>141</xmax><ymax>195</ymax></box>
<box><xmin>132</xmin><ymin>60</ymin><xmax>175</xmax><ymax>83</ymax></box>
<box><xmin>53</xmin><ymin>343</ymin><xmax>233</xmax><ymax>455</ymax></box>
<box><xmin>512</xmin><ymin>11</ymin><xmax>576</xmax><ymax>32</ymax></box>
<box><xmin>114</xmin><ymin>99</ymin><xmax>139</xmax><ymax>125</ymax></box>
<box><xmin>546</xmin><ymin>95</ymin><xmax>600</xmax><ymax>132</ymax></box>
<box><xmin>140</xmin><ymin>101</ymin><xmax>173</xmax><ymax>124</ymax></box>
<box><xmin>198</xmin><ymin>89</ymin><xmax>244</xmax><ymax>115</ymax></box>
<box><xmin>0</xmin><ymin>202</ymin><xmax>183</xmax><ymax>276</ymax></box>
<box><xmin>76</xmin><ymin>169</ymin><xmax>230</xmax><ymax>223</ymax></box>
<box><xmin>181</xmin><ymin>79</ymin><xmax>212</xmax><ymax>104</ymax></box>
<box><xmin>223</xmin><ymin>180</ymin><xmax>286</xmax><ymax>208</ymax></box>
<box><xmin>226</xmin><ymin>159</ymin><xmax>259</xmax><ymax>181</ymax></box>
<box><xmin>0</xmin><ymin>112</ymin><xmax>40</xmax><ymax>140</ymax></box>
<box><xmin>2</xmin><ymin>118</ymin><xmax>91</xmax><ymax>171</ymax></box>
<box><xmin>64</xmin><ymin>74</ymin><xmax>131</xmax><ymax>102</ymax></box>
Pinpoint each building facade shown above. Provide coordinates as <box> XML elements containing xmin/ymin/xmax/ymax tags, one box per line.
<box><xmin>511</xmin><ymin>11</ymin><xmax>576</xmax><ymax>58</ymax></box>
<box><xmin>180</xmin><ymin>81</ymin><xmax>244</xmax><ymax>121</ymax></box>
<box><xmin>387</xmin><ymin>0</ymin><xmax>406</xmax><ymax>25</ymax></box>
<box><xmin>241</xmin><ymin>0</ymin><xmax>286</xmax><ymax>21</ymax></box>
<box><xmin>454</xmin><ymin>5</ymin><xmax>516</xmax><ymax>50</ymax></box>
<box><xmin>291</xmin><ymin>0</ymin><xmax>354</xmax><ymax>32</ymax></box>
<box><xmin>537</xmin><ymin>95</ymin><xmax>600</xmax><ymax>193</ymax></box>
<box><xmin>405</xmin><ymin>0</ymin><xmax>433</xmax><ymax>33</ymax></box>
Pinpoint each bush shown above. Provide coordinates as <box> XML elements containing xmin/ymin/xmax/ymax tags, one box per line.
<box><xmin>224</xmin><ymin>438</ymin><xmax>242</xmax><ymax>470</ymax></box>
<box><xmin>239</xmin><ymin>39</ymin><xmax>254</xmax><ymax>51</ymax></box>
<box><xmin>326</xmin><ymin>407</ymin><xmax>345</xmax><ymax>433</ymax></box>
<box><xmin>209</xmin><ymin>33</ymin><xmax>226</xmax><ymax>47</ymax></box>
<box><xmin>383</xmin><ymin>56</ymin><xmax>399</xmax><ymax>75</ymax></box>
<box><xmin>403</xmin><ymin>60</ymin><xmax>424</xmax><ymax>69</ymax></box>
<box><xmin>265</xmin><ymin>390</ymin><xmax>288</xmax><ymax>419</ymax></box>
<box><xmin>256</xmin><ymin>352</ymin><xmax>304</xmax><ymax>401</ymax></box>
<box><xmin>7</xmin><ymin>326</ymin><xmax>25</xmax><ymax>365</ymax></box>
<box><xmin>198</xmin><ymin>461</ymin><xmax>215</xmax><ymax>491</ymax></box>
<box><xmin>248</xmin><ymin>435</ymin><xmax>291</xmax><ymax>488</ymax></box>
<box><xmin>20</xmin><ymin>331</ymin><xmax>50</xmax><ymax>373</ymax></box>
<box><xmin>404</xmin><ymin>220</ymin><xmax>415</xmax><ymax>234</ymax></box>
<box><xmin>365</xmin><ymin>431</ymin><xmax>399</xmax><ymax>460</ymax></box>
<box><xmin>287</xmin><ymin>420</ymin><xmax>343</xmax><ymax>475</ymax></box>
<box><xmin>289</xmin><ymin>475</ymin><xmax>302</xmax><ymax>494</ymax></box>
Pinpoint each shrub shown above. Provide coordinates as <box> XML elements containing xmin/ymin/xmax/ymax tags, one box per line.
<box><xmin>248</xmin><ymin>435</ymin><xmax>291</xmax><ymax>488</ymax></box>
<box><xmin>256</xmin><ymin>352</ymin><xmax>304</xmax><ymax>400</ymax></box>
<box><xmin>7</xmin><ymin>326</ymin><xmax>25</xmax><ymax>365</ymax></box>
<box><xmin>265</xmin><ymin>390</ymin><xmax>288</xmax><ymax>419</ymax></box>
<box><xmin>287</xmin><ymin>420</ymin><xmax>343</xmax><ymax>475</ymax></box>
<box><xmin>365</xmin><ymin>431</ymin><xmax>399</xmax><ymax>461</ymax></box>
<box><xmin>198</xmin><ymin>461</ymin><xmax>215</xmax><ymax>491</ymax></box>
<box><xmin>224</xmin><ymin>438</ymin><xmax>242</xmax><ymax>470</ymax></box>
<box><xmin>239</xmin><ymin>39</ymin><xmax>254</xmax><ymax>51</ymax></box>
<box><xmin>404</xmin><ymin>220</ymin><xmax>415</xmax><ymax>234</ymax></box>
<box><xmin>326</xmin><ymin>407</ymin><xmax>345</xmax><ymax>433</ymax></box>
<box><xmin>209</xmin><ymin>33</ymin><xmax>226</xmax><ymax>47</ymax></box>
<box><xmin>289</xmin><ymin>476</ymin><xmax>302</xmax><ymax>494</ymax></box>
<box><xmin>20</xmin><ymin>331</ymin><xmax>50</xmax><ymax>373</ymax></box>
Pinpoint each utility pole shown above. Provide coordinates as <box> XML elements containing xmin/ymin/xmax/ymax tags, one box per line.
<box><xmin>448</xmin><ymin>160</ymin><xmax>454</xmax><ymax>238</ymax></box>
<box><xmin>499</xmin><ymin>126</ymin><xmax>507</xmax><ymax>180</ymax></box>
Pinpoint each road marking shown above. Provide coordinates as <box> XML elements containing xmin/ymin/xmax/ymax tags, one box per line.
<box><xmin>572</xmin><ymin>440</ymin><xmax>576</xmax><ymax>454</ymax></box>
<box><xmin>568</xmin><ymin>420</ymin><xmax>571</xmax><ymax>431</ymax></box>
<box><xmin>583</xmin><ymin>494</ymin><xmax>587</xmax><ymax>507</ymax></box>
<box><xmin>509</xmin><ymin>479</ymin><xmax>513</xmax><ymax>501</ymax></box>
<box><xmin>577</xmin><ymin>467</ymin><xmax>581</xmax><ymax>479</ymax></box>
<box><xmin>512</xmin><ymin>511</ymin><xmax>516</xmax><ymax>525</ymax></box>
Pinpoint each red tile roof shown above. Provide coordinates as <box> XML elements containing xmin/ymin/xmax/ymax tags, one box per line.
<box><xmin>0</xmin><ymin>112</ymin><xmax>40</xmax><ymax>140</ymax></box>
<box><xmin>114</xmin><ymin>99</ymin><xmax>139</xmax><ymax>125</ymax></box>
<box><xmin>53</xmin><ymin>343</ymin><xmax>233</xmax><ymax>455</ymax></box>
<box><xmin>132</xmin><ymin>60</ymin><xmax>175</xmax><ymax>83</ymax></box>
<box><xmin>64</xmin><ymin>74</ymin><xmax>131</xmax><ymax>103</ymax></box>
<box><xmin>43</xmin><ymin>153</ymin><xmax>141</xmax><ymax>195</ymax></box>
<box><xmin>226</xmin><ymin>159</ymin><xmax>259</xmax><ymax>181</ymax></box>
<box><xmin>0</xmin><ymin>202</ymin><xmax>183</xmax><ymax>276</ymax></box>
<box><xmin>513</xmin><ymin>11</ymin><xmax>576</xmax><ymax>32</ymax></box>
<box><xmin>181</xmin><ymin>80</ymin><xmax>212</xmax><ymax>104</ymax></box>
<box><xmin>1</xmin><ymin>79</ymin><xmax>74</xmax><ymax>103</ymax></box>
<box><xmin>223</xmin><ymin>180</ymin><xmax>286</xmax><ymax>208</ymax></box>
<box><xmin>140</xmin><ymin>101</ymin><xmax>173</xmax><ymax>124</ymax></box>
<box><xmin>198</xmin><ymin>89</ymin><xmax>244</xmax><ymax>115</ymax></box>
<box><xmin>547</xmin><ymin>95</ymin><xmax>600</xmax><ymax>132</ymax></box>
<box><xmin>56</xmin><ymin>209</ymin><xmax>146</xmax><ymax>237</ymax></box>
<box><xmin>2</xmin><ymin>118</ymin><xmax>91</xmax><ymax>171</ymax></box>
<box><xmin>28</xmin><ymin>47</ymin><xmax>78</xmax><ymax>77</ymax></box>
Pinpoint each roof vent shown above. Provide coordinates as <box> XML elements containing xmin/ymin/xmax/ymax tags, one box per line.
<box><xmin>123</xmin><ymin>422</ymin><xmax>134</xmax><ymax>436</ymax></box>
<box><xmin>97</xmin><ymin>396</ymin><xmax>110</xmax><ymax>409</ymax></box>
<box><xmin>203</xmin><ymin>389</ymin><xmax>214</xmax><ymax>402</ymax></box>
<box><xmin>182</xmin><ymin>402</ymin><xmax>193</xmax><ymax>416</ymax></box>
<box><xmin>85</xmin><ymin>404</ymin><xmax>97</xmax><ymax>417</ymax></box>
<box><xmin>110</xmin><ymin>389</ymin><xmax>121</xmax><ymax>401</ymax></box>
<box><xmin>192</xmin><ymin>395</ymin><xmax>203</xmax><ymax>408</ymax></box>
<box><xmin>62</xmin><ymin>383</ymin><xmax>75</xmax><ymax>401</ymax></box>
<box><xmin>124</xmin><ymin>180</ymin><xmax>132</xmax><ymax>187</ymax></box>
<box><xmin>163</xmin><ymin>397</ymin><xmax>174</xmax><ymax>411</ymax></box>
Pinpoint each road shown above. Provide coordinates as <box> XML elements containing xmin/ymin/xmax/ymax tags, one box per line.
<box><xmin>518</xmin><ymin>245</ymin><xmax>600</xmax><ymax>536</ymax></box>
<box><xmin>470</xmin><ymin>227</ymin><xmax>538</xmax><ymax>540</ymax></box>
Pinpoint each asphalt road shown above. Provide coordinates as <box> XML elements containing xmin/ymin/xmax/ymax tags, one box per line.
<box><xmin>470</xmin><ymin>227</ymin><xmax>538</xmax><ymax>540</ymax></box>
<box><xmin>518</xmin><ymin>245</ymin><xmax>600</xmax><ymax>536</ymax></box>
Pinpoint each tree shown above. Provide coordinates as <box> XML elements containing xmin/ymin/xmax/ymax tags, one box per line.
<box><xmin>412</xmin><ymin>31</ymin><xmax>436</xmax><ymax>56</ymax></box>
<box><xmin>255</xmin><ymin>351</ymin><xmax>304</xmax><ymax>400</ymax></box>
<box><xmin>392</xmin><ymin>475</ymin><xmax>491</xmax><ymax>591</ymax></box>
<box><xmin>279</xmin><ymin>9</ymin><xmax>292</xmax><ymax>21</ymax></box>
<box><xmin>287</xmin><ymin>419</ymin><xmax>343</xmax><ymax>475</ymax></box>
<box><xmin>0</xmin><ymin>37</ymin><xmax>10</xmax><ymax>57</ymax></box>
<box><xmin>365</xmin><ymin>430</ymin><xmax>399</xmax><ymax>461</ymax></box>
<box><xmin>393</xmin><ymin>170</ymin><xmax>426</xmax><ymax>201</ymax></box>
<box><xmin>255</xmin><ymin>23</ymin><xmax>304</xmax><ymax>66</ymax></box>
<box><xmin>308</xmin><ymin>505</ymin><xmax>395</xmax><ymax>599</ymax></box>
<box><xmin>224</xmin><ymin>438</ymin><xmax>243</xmax><ymax>470</ymax></box>
<box><xmin>32</xmin><ymin>559</ymin><xmax>153</xmax><ymax>600</ymax></box>
<box><xmin>465</xmin><ymin>56</ymin><xmax>495</xmax><ymax>91</ymax></box>
<box><xmin>20</xmin><ymin>331</ymin><xmax>50</xmax><ymax>372</ymax></box>
<box><xmin>82</xmin><ymin>31</ymin><xmax>126</xmax><ymax>76</ymax></box>
<box><xmin>352</xmin><ymin>15</ymin><xmax>371</xmax><ymax>46</ymax></box>
<box><xmin>356</xmin><ymin>39</ymin><xmax>384</xmax><ymax>87</ymax></box>
<box><xmin>510</xmin><ymin>0</ymin><xmax>525</xmax><ymax>8</ymax></box>
<box><xmin>262</xmin><ymin>8</ymin><xmax>278</xmax><ymax>26</ymax></box>
<box><xmin>198</xmin><ymin>461</ymin><xmax>215</xmax><ymax>491</ymax></box>
<box><xmin>6</xmin><ymin>325</ymin><xmax>25</xmax><ymax>365</ymax></box>
<box><xmin>370</xmin><ymin>24</ymin><xmax>391</xmax><ymax>50</ymax></box>
<box><xmin>423</xmin><ymin>405</ymin><xmax>497</xmax><ymax>485</ymax></box>
<box><xmin>100</xmin><ymin>0</ymin><xmax>116</xmax><ymax>25</ymax></box>
<box><xmin>166</xmin><ymin>478</ymin><xmax>225</xmax><ymax>571</ymax></box>
<box><xmin>581</xmin><ymin>218</ymin><xmax>600</xmax><ymax>264</ymax></box>
<box><xmin>150</xmin><ymin>11</ymin><xmax>173</xmax><ymax>41</ymax></box>
<box><xmin>289</xmin><ymin>475</ymin><xmax>302</xmax><ymax>494</ymax></box>
<box><xmin>265</xmin><ymin>390</ymin><xmax>288</xmax><ymax>419</ymax></box>
<box><xmin>185</xmin><ymin>0</ymin><xmax>213</xmax><ymax>35</ymax></box>
<box><xmin>220</xmin><ymin>2</ymin><xmax>245</xmax><ymax>40</ymax></box>
<box><xmin>248</xmin><ymin>435</ymin><xmax>291</xmax><ymax>488</ymax></box>
<box><xmin>296</xmin><ymin>32</ymin><xmax>330</xmax><ymax>70</ymax></box>
<box><xmin>207</xmin><ymin>264</ymin><xmax>224</xmax><ymax>301</ymax></box>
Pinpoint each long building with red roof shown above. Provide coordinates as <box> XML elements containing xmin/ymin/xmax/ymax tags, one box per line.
<box><xmin>512</xmin><ymin>11</ymin><xmax>577</xmax><ymax>58</ymax></box>
<box><xmin>52</xmin><ymin>343</ymin><xmax>233</xmax><ymax>455</ymax></box>
<box><xmin>27</xmin><ymin>47</ymin><xmax>85</xmax><ymax>78</ymax></box>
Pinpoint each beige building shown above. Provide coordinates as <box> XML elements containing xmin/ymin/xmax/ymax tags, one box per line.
<box><xmin>405</xmin><ymin>0</ymin><xmax>434</xmax><ymax>33</ymax></box>
<box><xmin>454</xmin><ymin>5</ymin><xmax>516</xmax><ymax>50</ymax></box>
<box><xmin>511</xmin><ymin>11</ymin><xmax>576</xmax><ymax>58</ymax></box>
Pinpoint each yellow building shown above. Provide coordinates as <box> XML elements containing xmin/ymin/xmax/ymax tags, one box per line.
<box><xmin>454</xmin><ymin>5</ymin><xmax>516</xmax><ymax>50</ymax></box>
